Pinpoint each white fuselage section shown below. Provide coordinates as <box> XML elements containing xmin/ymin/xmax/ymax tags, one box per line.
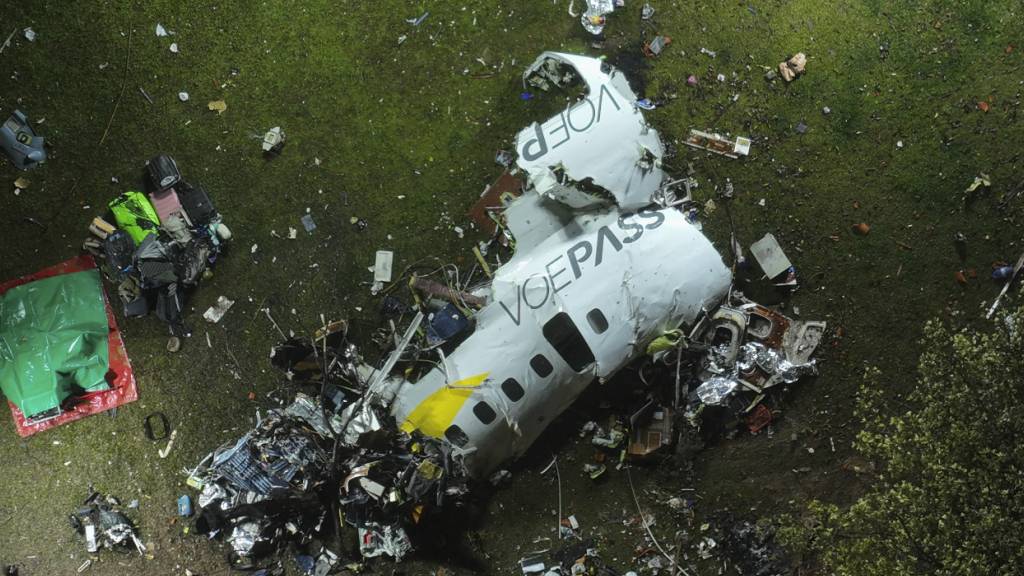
<box><xmin>382</xmin><ymin>201</ymin><xmax>731</xmax><ymax>476</ymax></box>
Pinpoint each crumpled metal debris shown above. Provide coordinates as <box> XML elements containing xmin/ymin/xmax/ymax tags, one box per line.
<box><xmin>581</xmin><ymin>0</ymin><xmax>618</xmax><ymax>35</ymax></box>
<box><xmin>190</xmin><ymin>329</ymin><xmax>471</xmax><ymax>569</ymax></box>
<box><xmin>69</xmin><ymin>492</ymin><xmax>146</xmax><ymax>555</ymax></box>
<box><xmin>743</xmin><ymin>341</ymin><xmax>817</xmax><ymax>384</ymax></box>
<box><xmin>358</xmin><ymin>523</ymin><xmax>413</xmax><ymax>560</ymax></box>
<box><xmin>685</xmin><ymin>296</ymin><xmax>825</xmax><ymax>418</ymax></box>
<box><xmin>694</xmin><ymin>377</ymin><xmax>739</xmax><ymax>406</ymax></box>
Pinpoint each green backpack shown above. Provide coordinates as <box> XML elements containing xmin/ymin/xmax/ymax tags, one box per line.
<box><xmin>109</xmin><ymin>191</ymin><xmax>160</xmax><ymax>244</ymax></box>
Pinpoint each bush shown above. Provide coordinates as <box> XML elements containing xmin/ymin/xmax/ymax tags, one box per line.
<box><xmin>779</xmin><ymin>306</ymin><xmax>1024</xmax><ymax>576</ymax></box>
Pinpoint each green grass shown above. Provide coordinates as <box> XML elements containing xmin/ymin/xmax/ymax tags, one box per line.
<box><xmin>1</xmin><ymin>0</ymin><xmax>1022</xmax><ymax>573</ymax></box>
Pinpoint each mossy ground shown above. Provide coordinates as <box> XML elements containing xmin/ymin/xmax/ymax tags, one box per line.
<box><xmin>1</xmin><ymin>1</ymin><xmax>1022</xmax><ymax>574</ymax></box>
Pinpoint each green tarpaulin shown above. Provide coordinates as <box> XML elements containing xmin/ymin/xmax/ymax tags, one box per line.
<box><xmin>0</xmin><ymin>269</ymin><xmax>110</xmax><ymax>418</ymax></box>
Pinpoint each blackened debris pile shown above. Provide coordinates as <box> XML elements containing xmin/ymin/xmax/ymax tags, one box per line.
<box><xmin>69</xmin><ymin>491</ymin><xmax>146</xmax><ymax>555</ymax></box>
<box><xmin>188</xmin><ymin>323</ymin><xmax>469</xmax><ymax>570</ymax></box>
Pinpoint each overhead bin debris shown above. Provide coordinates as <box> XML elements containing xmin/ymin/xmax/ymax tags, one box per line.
<box><xmin>684</xmin><ymin>129</ymin><xmax>752</xmax><ymax>159</ymax></box>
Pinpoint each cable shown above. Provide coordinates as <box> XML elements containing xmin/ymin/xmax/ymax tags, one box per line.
<box><xmin>625</xmin><ymin>466</ymin><xmax>691</xmax><ymax>576</ymax></box>
<box><xmin>553</xmin><ymin>456</ymin><xmax>563</xmax><ymax>541</ymax></box>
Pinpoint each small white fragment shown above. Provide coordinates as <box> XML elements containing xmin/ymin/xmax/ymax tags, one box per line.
<box><xmin>203</xmin><ymin>296</ymin><xmax>235</xmax><ymax>323</ymax></box>
<box><xmin>23</xmin><ymin>28</ymin><xmax>36</xmax><ymax>42</ymax></box>
<box><xmin>158</xmin><ymin>429</ymin><xmax>178</xmax><ymax>458</ymax></box>
<box><xmin>178</xmin><ymin>91</ymin><xmax>189</xmax><ymax>102</ymax></box>
<box><xmin>453</xmin><ymin>226</ymin><xmax>465</xmax><ymax>238</ymax></box>
<box><xmin>896</xmin><ymin>140</ymin><xmax>904</xmax><ymax>148</ymax></box>
<box><xmin>155</xmin><ymin>23</ymin><xmax>168</xmax><ymax>37</ymax></box>
<box><xmin>287</xmin><ymin>227</ymin><xmax>298</xmax><ymax>239</ymax></box>
<box><xmin>169</xmin><ymin>42</ymin><xmax>179</xmax><ymax>53</ymax></box>
<box><xmin>374</xmin><ymin>250</ymin><xmax>394</xmax><ymax>283</ymax></box>
<box><xmin>250</xmin><ymin>243</ymin><xmax>258</xmax><ymax>254</ymax></box>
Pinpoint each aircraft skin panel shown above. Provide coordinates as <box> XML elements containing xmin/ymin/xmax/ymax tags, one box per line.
<box><xmin>515</xmin><ymin>51</ymin><xmax>666</xmax><ymax>210</ymax></box>
<box><xmin>398</xmin><ymin>372</ymin><xmax>490</xmax><ymax>437</ymax></box>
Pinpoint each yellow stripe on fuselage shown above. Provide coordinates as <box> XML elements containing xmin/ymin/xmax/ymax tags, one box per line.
<box><xmin>400</xmin><ymin>372</ymin><xmax>490</xmax><ymax>437</ymax></box>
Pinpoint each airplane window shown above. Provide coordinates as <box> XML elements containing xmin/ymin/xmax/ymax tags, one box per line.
<box><xmin>502</xmin><ymin>378</ymin><xmax>525</xmax><ymax>402</ymax></box>
<box><xmin>473</xmin><ymin>401</ymin><xmax>497</xmax><ymax>424</ymax></box>
<box><xmin>531</xmin><ymin>354</ymin><xmax>554</xmax><ymax>377</ymax></box>
<box><xmin>587</xmin><ymin>308</ymin><xmax>609</xmax><ymax>334</ymax></box>
<box><xmin>542</xmin><ymin>312</ymin><xmax>596</xmax><ymax>372</ymax></box>
<box><xmin>444</xmin><ymin>424</ymin><xmax>469</xmax><ymax>447</ymax></box>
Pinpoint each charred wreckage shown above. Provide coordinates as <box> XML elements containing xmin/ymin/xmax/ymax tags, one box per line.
<box><xmin>184</xmin><ymin>52</ymin><xmax>825</xmax><ymax>571</ymax></box>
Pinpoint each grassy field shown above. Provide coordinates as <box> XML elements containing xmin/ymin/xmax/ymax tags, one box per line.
<box><xmin>1</xmin><ymin>1</ymin><xmax>1022</xmax><ymax>574</ymax></box>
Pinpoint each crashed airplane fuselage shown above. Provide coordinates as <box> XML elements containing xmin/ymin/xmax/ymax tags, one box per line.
<box><xmin>371</xmin><ymin>53</ymin><xmax>731</xmax><ymax>477</ymax></box>
<box><xmin>515</xmin><ymin>52</ymin><xmax>666</xmax><ymax>210</ymax></box>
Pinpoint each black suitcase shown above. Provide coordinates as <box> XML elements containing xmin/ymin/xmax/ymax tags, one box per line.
<box><xmin>177</xmin><ymin>181</ymin><xmax>217</xmax><ymax>225</ymax></box>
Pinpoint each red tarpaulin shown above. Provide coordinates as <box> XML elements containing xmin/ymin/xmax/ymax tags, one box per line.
<box><xmin>1</xmin><ymin>254</ymin><xmax>138</xmax><ymax>437</ymax></box>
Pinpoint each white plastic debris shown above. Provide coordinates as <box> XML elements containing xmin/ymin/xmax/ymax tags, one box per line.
<box><xmin>158</xmin><ymin>429</ymin><xmax>178</xmax><ymax>458</ymax></box>
<box><xmin>178</xmin><ymin>91</ymin><xmax>189</xmax><ymax>102</ymax></box>
<box><xmin>750</xmin><ymin>233</ymin><xmax>793</xmax><ymax>279</ymax></box>
<box><xmin>405</xmin><ymin>11</ymin><xmax>429</xmax><ymax>26</ymax></box>
<box><xmin>155</xmin><ymin>23</ymin><xmax>168</xmax><ymax>37</ymax></box>
<box><xmin>23</xmin><ymin>27</ymin><xmax>36</xmax><ymax>42</ymax></box>
<box><xmin>287</xmin><ymin>227</ymin><xmax>298</xmax><ymax>240</ymax></box>
<box><xmin>373</xmin><ymin>250</ymin><xmax>394</xmax><ymax>283</ymax></box>
<box><xmin>85</xmin><ymin>525</ymin><xmax>98</xmax><ymax>553</ymax></box>
<box><xmin>262</xmin><ymin>126</ymin><xmax>284</xmax><ymax>152</ymax></box>
<box><xmin>203</xmin><ymin>296</ymin><xmax>235</xmax><ymax>323</ymax></box>
<box><xmin>169</xmin><ymin>42</ymin><xmax>179</xmax><ymax>53</ymax></box>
